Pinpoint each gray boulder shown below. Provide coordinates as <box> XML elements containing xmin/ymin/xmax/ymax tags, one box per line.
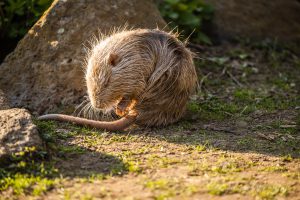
<box><xmin>0</xmin><ymin>108</ymin><xmax>42</xmax><ymax>162</ymax></box>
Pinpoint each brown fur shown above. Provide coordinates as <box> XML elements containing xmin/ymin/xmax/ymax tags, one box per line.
<box><xmin>38</xmin><ymin>28</ymin><xmax>198</xmax><ymax>130</ymax></box>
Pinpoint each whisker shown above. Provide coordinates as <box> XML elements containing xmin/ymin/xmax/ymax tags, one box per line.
<box><xmin>82</xmin><ymin>102</ymin><xmax>91</xmax><ymax>118</ymax></box>
<box><xmin>74</xmin><ymin>99</ymin><xmax>89</xmax><ymax>117</ymax></box>
<box><xmin>77</xmin><ymin>102</ymin><xmax>89</xmax><ymax>117</ymax></box>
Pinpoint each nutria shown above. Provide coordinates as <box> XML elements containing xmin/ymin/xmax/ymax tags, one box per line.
<box><xmin>38</xmin><ymin>28</ymin><xmax>198</xmax><ymax>131</ymax></box>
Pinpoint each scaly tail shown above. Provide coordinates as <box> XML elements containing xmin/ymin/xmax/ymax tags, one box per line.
<box><xmin>38</xmin><ymin>114</ymin><xmax>136</xmax><ymax>131</ymax></box>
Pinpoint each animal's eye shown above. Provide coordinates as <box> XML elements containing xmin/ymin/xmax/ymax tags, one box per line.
<box><xmin>108</xmin><ymin>53</ymin><xmax>120</xmax><ymax>66</ymax></box>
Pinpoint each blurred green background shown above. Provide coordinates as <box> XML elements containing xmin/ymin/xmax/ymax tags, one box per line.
<box><xmin>0</xmin><ymin>0</ymin><xmax>52</xmax><ymax>38</ymax></box>
<box><xmin>0</xmin><ymin>0</ymin><xmax>53</xmax><ymax>61</ymax></box>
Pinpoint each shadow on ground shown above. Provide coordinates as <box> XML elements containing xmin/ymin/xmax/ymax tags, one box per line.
<box><xmin>128</xmin><ymin>110</ymin><xmax>300</xmax><ymax>158</ymax></box>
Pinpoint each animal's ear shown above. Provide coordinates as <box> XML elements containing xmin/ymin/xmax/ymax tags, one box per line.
<box><xmin>108</xmin><ymin>53</ymin><xmax>120</xmax><ymax>67</ymax></box>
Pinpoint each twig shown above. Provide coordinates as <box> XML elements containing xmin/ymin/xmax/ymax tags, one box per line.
<box><xmin>279</xmin><ymin>125</ymin><xmax>297</xmax><ymax>128</ymax></box>
<box><xmin>199</xmin><ymin>72</ymin><xmax>211</xmax><ymax>93</ymax></box>
<box><xmin>187</xmin><ymin>43</ymin><xmax>206</xmax><ymax>52</ymax></box>
<box><xmin>224</xmin><ymin>111</ymin><xmax>234</xmax><ymax>116</ymax></box>
<box><xmin>226</xmin><ymin>70</ymin><xmax>243</xmax><ymax>87</ymax></box>
<box><xmin>240</xmin><ymin>105</ymin><xmax>248</xmax><ymax>115</ymax></box>
<box><xmin>202</xmin><ymin>125</ymin><xmax>239</xmax><ymax>135</ymax></box>
<box><xmin>219</xmin><ymin>66</ymin><xmax>228</xmax><ymax>77</ymax></box>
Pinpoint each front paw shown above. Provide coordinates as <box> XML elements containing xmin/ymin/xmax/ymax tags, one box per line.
<box><xmin>116</xmin><ymin>106</ymin><xmax>129</xmax><ymax>116</ymax></box>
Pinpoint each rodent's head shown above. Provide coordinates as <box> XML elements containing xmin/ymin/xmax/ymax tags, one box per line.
<box><xmin>85</xmin><ymin>38</ymin><xmax>144</xmax><ymax>111</ymax></box>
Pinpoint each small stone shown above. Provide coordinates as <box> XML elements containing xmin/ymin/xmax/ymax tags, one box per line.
<box><xmin>50</xmin><ymin>40</ymin><xmax>59</xmax><ymax>48</ymax></box>
<box><xmin>252</xmin><ymin>67</ymin><xmax>259</xmax><ymax>73</ymax></box>
<box><xmin>0</xmin><ymin>108</ymin><xmax>42</xmax><ymax>163</ymax></box>
<box><xmin>236</xmin><ymin>120</ymin><xmax>248</xmax><ymax>128</ymax></box>
<box><xmin>57</xmin><ymin>28</ymin><xmax>65</xmax><ymax>34</ymax></box>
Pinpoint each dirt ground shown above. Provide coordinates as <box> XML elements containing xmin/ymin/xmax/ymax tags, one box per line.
<box><xmin>0</xmin><ymin>41</ymin><xmax>299</xmax><ymax>200</ymax></box>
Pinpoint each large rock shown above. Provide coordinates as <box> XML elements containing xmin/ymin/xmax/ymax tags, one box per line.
<box><xmin>0</xmin><ymin>108</ymin><xmax>42</xmax><ymax>162</ymax></box>
<box><xmin>205</xmin><ymin>0</ymin><xmax>300</xmax><ymax>52</ymax></box>
<box><xmin>0</xmin><ymin>88</ymin><xmax>43</xmax><ymax>163</ymax></box>
<box><xmin>0</xmin><ymin>0</ymin><xmax>166</xmax><ymax>114</ymax></box>
<box><xmin>0</xmin><ymin>89</ymin><xmax>10</xmax><ymax>110</ymax></box>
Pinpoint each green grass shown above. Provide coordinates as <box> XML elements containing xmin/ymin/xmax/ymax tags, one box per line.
<box><xmin>125</xmin><ymin>161</ymin><xmax>142</xmax><ymax>173</ymax></box>
<box><xmin>0</xmin><ymin>174</ymin><xmax>57</xmax><ymax>196</ymax></box>
<box><xmin>255</xmin><ymin>185</ymin><xmax>288</xmax><ymax>200</ymax></box>
<box><xmin>206</xmin><ymin>182</ymin><xmax>230</xmax><ymax>195</ymax></box>
<box><xmin>145</xmin><ymin>179</ymin><xmax>170</xmax><ymax>190</ymax></box>
<box><xmin>57</xmin><ymin>145</ymin><xmax>87</xmax><ymax>154</ymax></box>
<box><xmin>187</xmin><ymin>87</ymin><xmax>298</xmax><ymax>122</ymax></box>
<box><xmin>260</xmin><ymin>165</ymin><xmax>287</xmax><ymax>172</ymax></box>
<box><xmin>145</xmin><ymin>179</ymin><xmax>176</xmax><ymax>200</ymax></box>
<box><xmin>34</xmin><ymin>120</ymin><xmax>58</xmax><ymax>142</ymax></box>
<box><xmin>188</xmin><ymin>155</ymin><xmax>252</xmax><ymax>176</ymax></box>
<box><xmin>0</xmin><ymin>147</ymin><xmax>58</xmax><ymax>196</ymax></box>
<box><xmin>145</xmin><ymin>178</ymin><xmax>200</xmax><ymax>200</ymax></box>
<box><xmin>187</xmin><ymin>98</ymin><xmax>239</xmax><ymax>121</ymax></box>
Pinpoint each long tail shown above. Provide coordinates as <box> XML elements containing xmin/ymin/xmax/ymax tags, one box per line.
<box><xmin>38</xmin><ymin>114</ymin><xmax>136</xmax><ymax>131</ymax></box>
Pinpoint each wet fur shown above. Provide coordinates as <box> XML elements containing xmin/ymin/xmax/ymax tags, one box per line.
<box><xmin>39</xmin><ymin>28</ymin><xmax>198</xmax><ymax>129</ymax></box>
